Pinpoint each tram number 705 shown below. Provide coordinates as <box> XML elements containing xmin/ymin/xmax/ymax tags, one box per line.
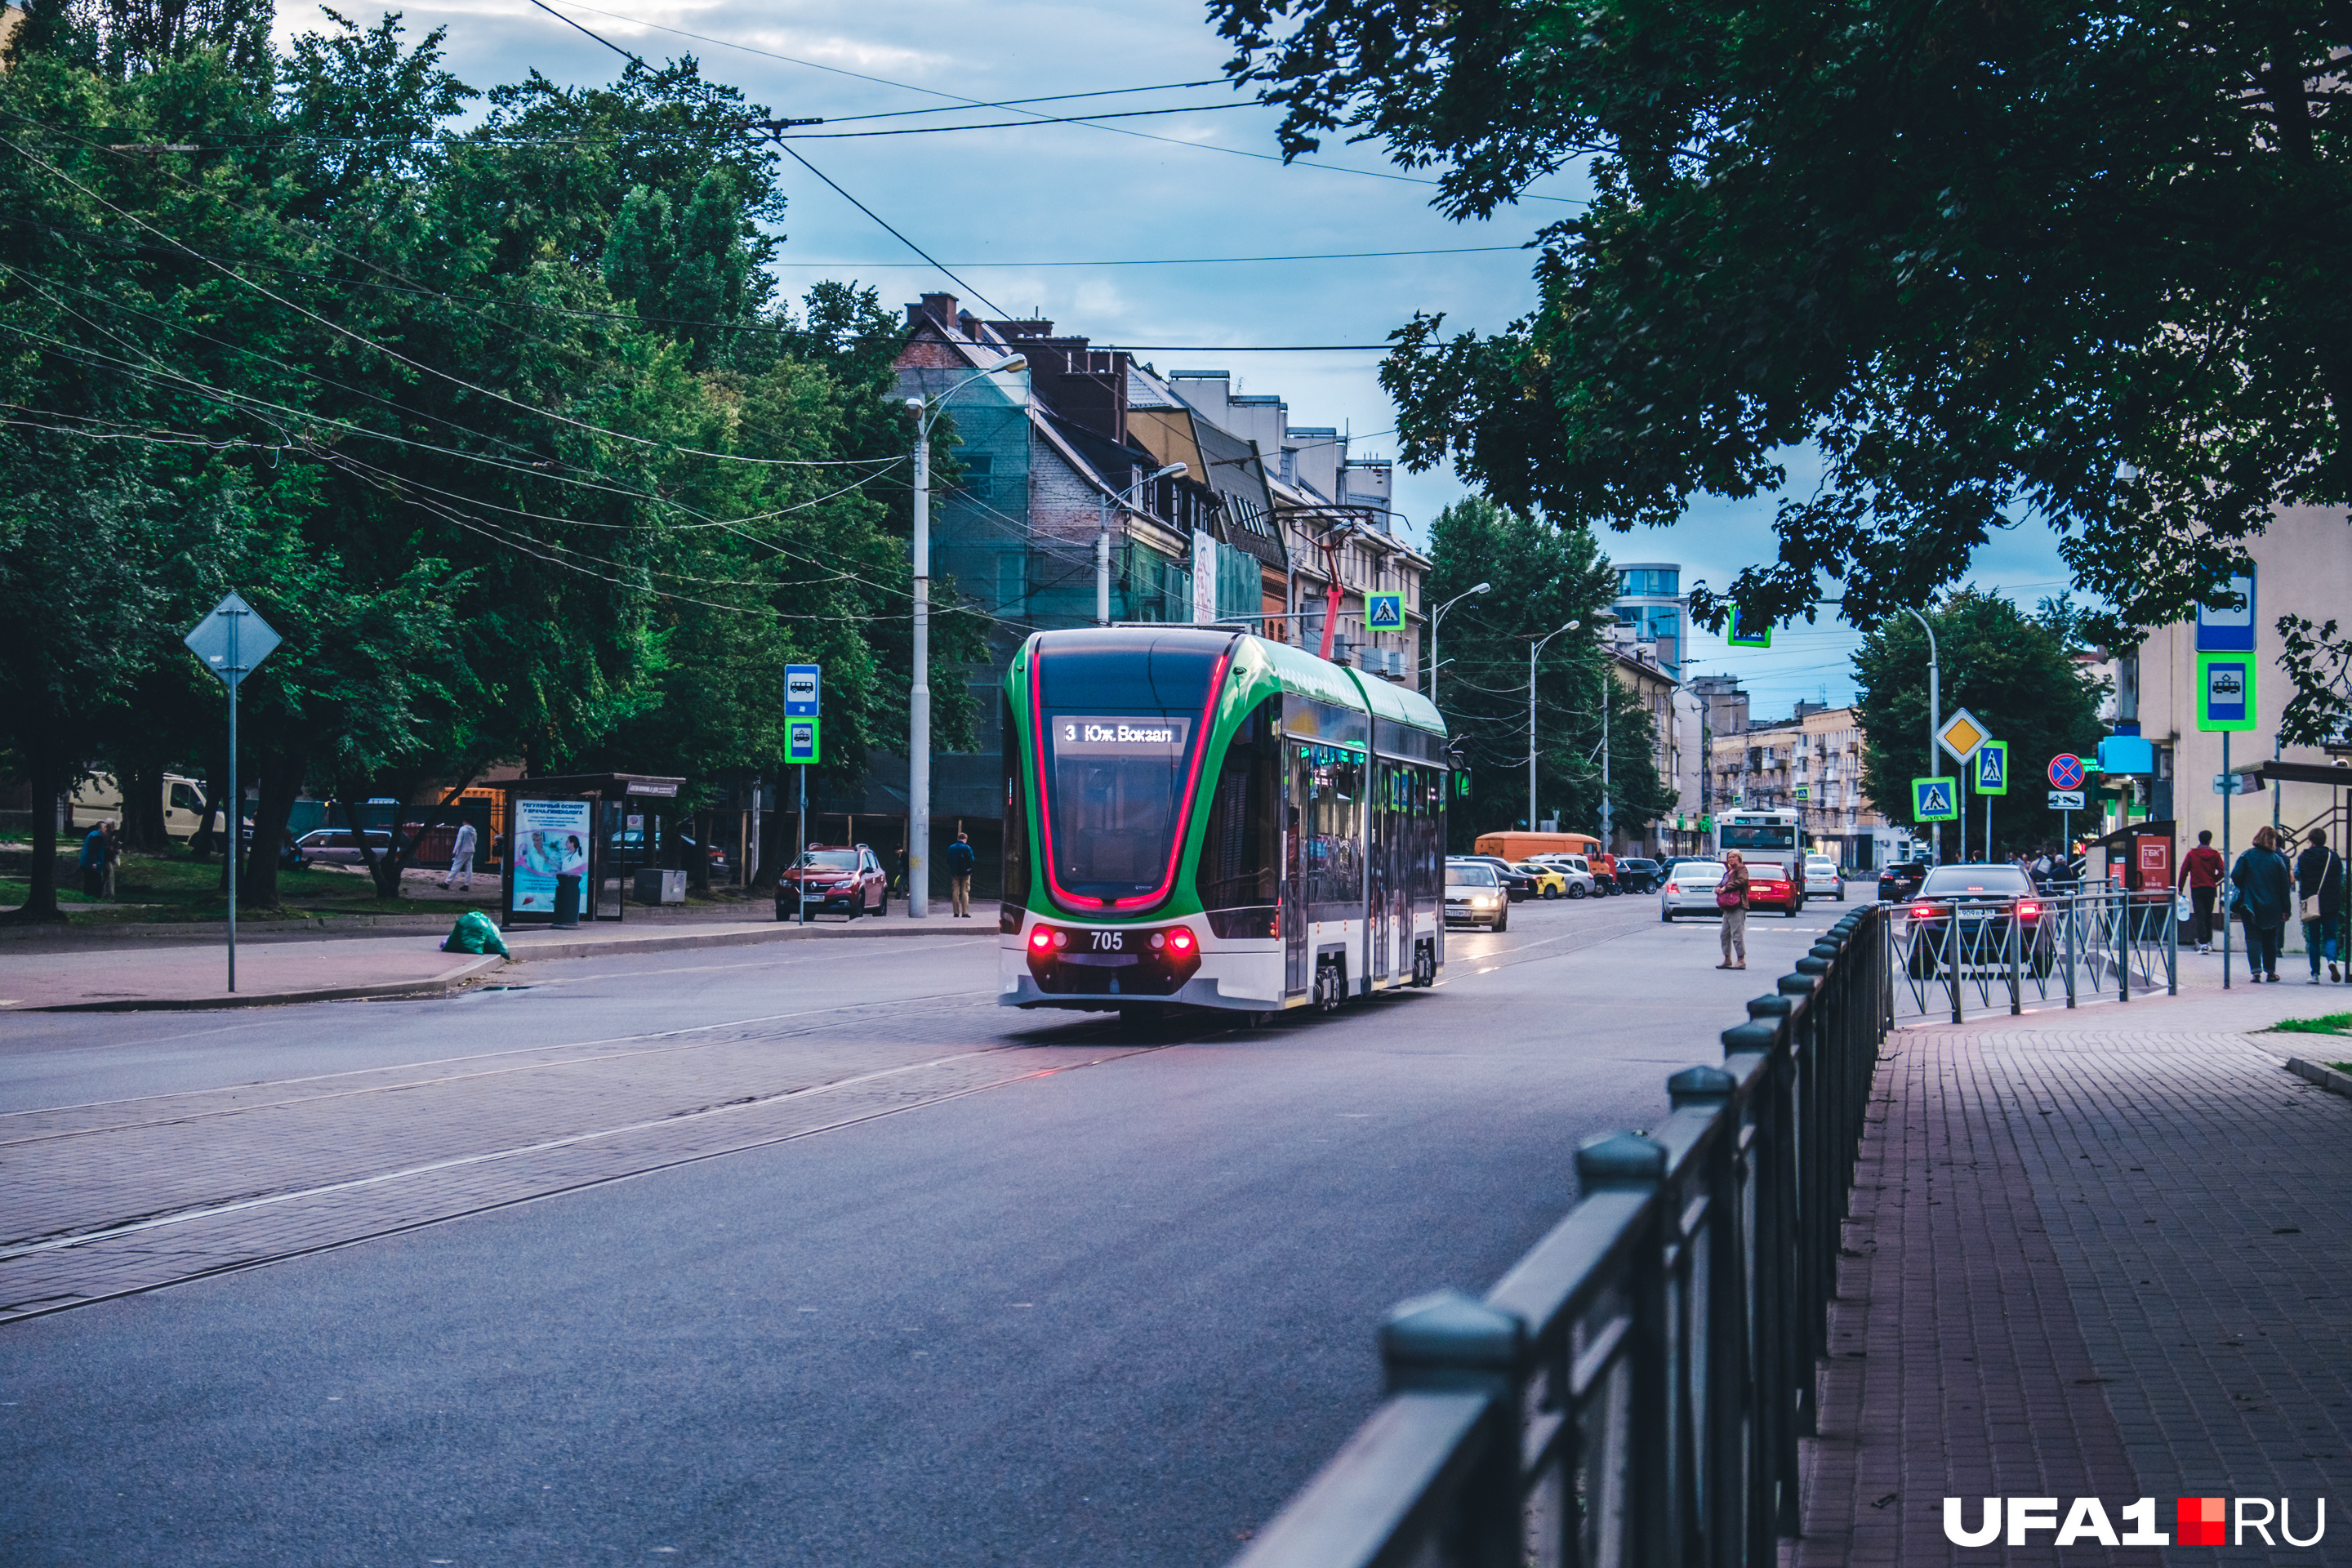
<box><xmin>1090</xmin><ymin>931</ymin><xmax>1124</xmax><ymax>951</ymax></box>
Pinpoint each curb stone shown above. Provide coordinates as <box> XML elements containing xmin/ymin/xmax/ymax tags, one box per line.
<box><xmin>2284</xmin><ymin>1054</ymin><xmax>2352</xmax><ymax>1101</ymax></box>
<box><xmin>25</xmin><ymin>954</ymin><xmax>508</xmax><ymax>1013</ymax></box>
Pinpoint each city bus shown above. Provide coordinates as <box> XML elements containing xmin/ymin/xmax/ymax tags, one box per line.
<box><xmin>1000</xmin><ymin>626</ymin><xmax>1450</xmax><ymax>1019</ymax></box>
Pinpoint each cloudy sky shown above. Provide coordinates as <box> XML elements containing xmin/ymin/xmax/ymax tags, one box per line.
<box><xmin>278</xmin><ymin>0</ymin><xmax>2076</xmax><ymax>715</ymax></box>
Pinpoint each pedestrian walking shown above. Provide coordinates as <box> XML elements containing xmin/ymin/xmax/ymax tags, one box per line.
<box><xmin>2230</xmin><ymin>825</ymin><xmax>2294</xmax><ymax>982</ymax></box>
<box><xmin>442</xmin><ymin>820</ymin><xmax>479</xmax><ymax>892</ymax></box>
<box><xmin>944</xmin><ymin>830</ymin><xmax>976</xmax><ymax>918</ymax></box>
<box><xmin>2179</xmin><ymin>829</ymin><xmax>2225</xmax><ymax>951</ymax></box>
<box><xmin>2294</xmin><ymin>828</ymin><xmax>2344</xmax><ymax>985</ymax></box>
<box><xmin>1714</xmin><ymin>849</ymin><xmax>1749</xmax><ymax>970</ymax></box>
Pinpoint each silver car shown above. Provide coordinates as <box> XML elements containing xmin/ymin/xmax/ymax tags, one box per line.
<box><xmin>1803</xmin><ymin>856</ymin><xmax>1845</xmax><ymax>901</ymax></box>
<box><xmin>1445</xmin><ymin>860</ymin><xmax>1509</xmax><ymax>930</ymax></box>
<box><xmin>1659</xmin><ymin>859</ymin><xmax>1727</xmax><ymax>921</ymax></box>
<box><xmin>293</xmin><ymin>828</ymin><xmax>394</xmax><ymax>866</ymax></box>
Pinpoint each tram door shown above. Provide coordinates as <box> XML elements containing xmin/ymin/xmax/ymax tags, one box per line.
<box><xmin>1367</xmin><ymin>764</ymin><xmax>1388</xmax><ymax>984</ymax></box>
<box><xmin>1283</xmin><ymin>744</ymin><xmax>1308</xmax><ymax>996</ymax></box>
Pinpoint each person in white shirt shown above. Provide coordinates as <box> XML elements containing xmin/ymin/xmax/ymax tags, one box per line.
<box><xmin>443</xmin><ymin>821</ymin><xmax>479</xmax><ymax>892</ymax></box>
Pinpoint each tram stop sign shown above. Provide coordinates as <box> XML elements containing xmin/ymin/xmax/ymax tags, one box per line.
<box><xmin>182</xmin><ymin>591</ymin><xmax>280</xmax><ymax>688</ymax></box>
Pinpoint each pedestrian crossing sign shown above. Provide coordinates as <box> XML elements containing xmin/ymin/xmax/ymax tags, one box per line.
<box><xmin>1975</xmin><ymin>739</ymin><xmax>2009</xmax><ymax>795</ymax></box>
<box><xmin>1912</xmin><ymin>775</ymin><xmax>1959</xmax><ymax>822</ymax></box>
<box><xmin>1366</xmin><ymin>592</ymin><xmax>1405</xmax><ymax>630</ymax></box>
<box><xmin>1726</xmin><ymin>608</ymin><xmax>1771</xmax><ymax>648</ymax></box>
<box><xmin>786</xmin><ymin>716</ymin><xmax>821</xmax><ymax>765</ymax></box>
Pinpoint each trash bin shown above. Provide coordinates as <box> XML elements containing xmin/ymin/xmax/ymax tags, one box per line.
<box><xmin>553</xmin><ymin>872</ymin><xmax>581</xmax><ymax>929</ymax></box>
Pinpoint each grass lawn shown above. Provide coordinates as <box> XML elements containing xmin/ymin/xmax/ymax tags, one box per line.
<box><xmin>2270</xmin><ymin>1013</ymin><xmax>2352</xmax><ymax>1036</ymax></box>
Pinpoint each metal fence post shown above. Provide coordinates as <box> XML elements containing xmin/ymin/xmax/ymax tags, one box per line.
<box><xmin>2118</xmin><ymin>889</ymin><xmax>2130</xmax><ymax>1002</ymax></box>
<box><xmin>2008</xmin><ymin>904</ymin><xmax>2023</xmax><ymax>1015</ymax></box>
<box><xmin>1579</xmin><ymin>1130</ymin><xmax>1672</xmax><ymax>1562</ymax></box>
<box><xmin>1380</xmin><ymin>1290</ymin><xmax>1526</xmax><ymax>1568</ymax></box>
<box><xmin>2065</xmin><ymin>892</ymin><xmax>2078</xmax><ymax>1008</ymax></box>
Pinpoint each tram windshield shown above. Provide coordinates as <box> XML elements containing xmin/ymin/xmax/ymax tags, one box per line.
<box><xmin>1035</xmin><ymin>634</ymin><xmax>1223</xmax><ymax>905</ymax></box>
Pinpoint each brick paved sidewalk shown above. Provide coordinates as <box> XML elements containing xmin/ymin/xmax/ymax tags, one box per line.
<box><xmin>1794</xmin><ymin>987</ymin><xmax>2352</xmax><ymax>1566</ymax></box>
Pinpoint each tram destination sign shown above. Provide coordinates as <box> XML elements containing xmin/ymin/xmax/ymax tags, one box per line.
<box><xmin>1054</xmin><ymin>715</ymin><xmax>1191</xmax><ymax>756</ymax></box>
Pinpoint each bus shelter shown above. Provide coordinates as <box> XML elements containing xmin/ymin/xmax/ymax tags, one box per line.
<box><xmin>494</xmin><ymin>773</ymin><xmax>684</xmax><ymax>926</ymax></box>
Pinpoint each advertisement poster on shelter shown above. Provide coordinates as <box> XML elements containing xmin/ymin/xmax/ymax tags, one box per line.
<box><xmin>512</xmin><ymin>798</ymin><xmax>592</xmax><ymax>918</ymax></box>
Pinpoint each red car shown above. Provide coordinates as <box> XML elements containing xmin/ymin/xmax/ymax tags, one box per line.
<box><xmin>1743</xmin><ymin>858</ymin><xmax>1806</xmax><ymax>917</ymax></box>
<box><xmin>775</xmin><ymin>844</ymin><xmax>889</xmax><ymax>920</ymax></box>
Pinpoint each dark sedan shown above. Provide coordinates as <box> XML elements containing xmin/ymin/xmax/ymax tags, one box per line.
<box><xmin>1902</xmin><ymin>864</ymin><xmax>2053</xmax><ymax>977</ymax></box>
<box><xmin>1878</xmin><ymin>859</ymin><xmax>1934</xmax><ymax>902</ymax></box>
<box><xmin>1612</xmin><ymin>857</ymin><xmax>1663</xmax><ymax>894</ymax></box>
<box><xmin>1459</xmin><ymin>854</ymin><xmax>1538</xmax><ymax>902</ymax></box>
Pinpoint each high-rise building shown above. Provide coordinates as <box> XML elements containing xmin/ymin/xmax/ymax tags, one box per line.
<box><xmin>1611</xmin><ymin>563</ymin><xmax>1685</xmax><ymax>677</ymax></box>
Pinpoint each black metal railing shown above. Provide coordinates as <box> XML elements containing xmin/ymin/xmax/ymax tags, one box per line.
<box><xmin>1232</xmin><ymin>906</ymin><xmax>1891</xmax><ymax>1568</ymax></box>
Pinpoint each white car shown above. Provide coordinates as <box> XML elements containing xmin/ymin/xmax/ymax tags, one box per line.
<box><xmin>1445</xmin><ymin>860</ymin><xmax>1509</xmax><ymax>930</ymax></box>
<box><xmin>1659</xmin><ymin>859</ymin><xmax>1727</xmax><ymax>920</ymax></box>
<box><xmin>1803</xmin><ymin>857</ymin><xmax>1846</xmax><ymax>901</ymax></box>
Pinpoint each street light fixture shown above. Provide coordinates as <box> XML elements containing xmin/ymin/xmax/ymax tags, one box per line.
<box><xmin>906</xmin><ymin>354</ymin><xmax>1026</xmax><ymax>918</ymax></box>
<box><xmin>1530</xmin><ymin>619</ymin><xmax>1581</xmax><ymax>832</ymax></box>
<box><xmin>1427</xmin><ymin>581</ymin><xmax>1490</xmax><ymax>702</ymax></box>
<box><xmin>1097</xmin><ymin>462</ymin><xmax>1187</xmax><ymax>626</ymax></box>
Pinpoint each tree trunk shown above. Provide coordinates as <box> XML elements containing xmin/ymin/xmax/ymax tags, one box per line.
<box><xmin>239</xmin><ymin>749</ymin><xmax>304</xmax><ymax>909</ymax></box>
<box><xmin>0</xmin><ymin>745</ymin><xmax>68</xmax><ymax>924</ymax></box>
<box><xmin>124</xmin><ymin>757</ymin><xmax>168</xmax><ymax>853</ymax></box>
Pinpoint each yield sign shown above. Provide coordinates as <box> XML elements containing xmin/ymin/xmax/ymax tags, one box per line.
<box><xmin>1936</xmin><ymin>706</ymin><xmax>1989</xmax><ymax>764</ymax></box>
<box><xmin>182</xmin><ymin>591</ymin><xmax>281</xmax><ymax>689</ymax></box>
<box><xmin>2048</xmin><ymin>753</ymin><xmax>2085</xmax><ymax>791</ymax></box>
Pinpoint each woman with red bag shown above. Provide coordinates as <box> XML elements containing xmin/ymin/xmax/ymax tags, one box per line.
<box><xmin>1716</xmin><ymin>849</ymin><xmax>1750</xmax><ymax>969</ymax></box>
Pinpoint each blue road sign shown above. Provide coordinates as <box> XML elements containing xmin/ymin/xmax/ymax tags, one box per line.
<box><xmin>1912</xmin><ymin>776</ymin><xmax>1958</xmax><ymax>822</ymax></box>
<box><xmin>2047</xmin><ymin>753</ymin><xmax>2085</xmax><ymax>791</ymax></box>
<box><xmin>182</xmin><ymin>592</ymin><xmax>281</xmax><ymax>688</ymax></box>
<box><xmin>1726</xmin><ymin>608</ymin><xmax>1771</xmax><ymax>648</ymax></box>
<box><xmin>1976</xmin><ymin>740</ymin><xmax>2009</xmax><ymax>795</ymax></box>
<box><xmin>2195</xmin><ymin>572</ymin><xmax>2256</xmax><ymax>653</ymax></box>
<box><xmin>785</xmin><ymin>664</ymin><xmax>822</xmax><ymax>717</ymax></box>
<box><xmin>786</xmin><ymin>716</ymin><xmax>821</xmax><ymax>764</ymax></box>
<box><xmin>1365</xmin><ymin>592</ymin><xmax>1404</xmax><ymax>630</ymax></box>
<box><xmin>2196</xmin><ymin>653</ymin><xmax>2256</xmax><ymax>731</ymax></box>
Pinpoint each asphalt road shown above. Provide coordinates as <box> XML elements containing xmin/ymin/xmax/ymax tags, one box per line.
<box><xmin>0</xmin><ymin>885</ymin><xmax>1861</xmax><ymax>1566</ymax></box>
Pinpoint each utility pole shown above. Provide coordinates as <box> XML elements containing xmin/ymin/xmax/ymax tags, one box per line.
<box><xmin>906</xmin><ymin>354</ymin><xmax>1026</xmax><ymax>919</ymax></box>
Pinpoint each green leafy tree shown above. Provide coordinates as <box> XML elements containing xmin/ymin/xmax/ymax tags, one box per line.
<box><xmin>1425</xmin><ymin>497</ymin><xmax>1673</xmax><ymax>849</ymax></box>
<box><xmin>1853</xmin><ymin>593</ymin><xmax>2105</xmax><ymax>858</ymax></box>
<box><xmin>1214</xmin><ymin>0</ymin><xmax>2352</xmax><ymax>662</ymax></box>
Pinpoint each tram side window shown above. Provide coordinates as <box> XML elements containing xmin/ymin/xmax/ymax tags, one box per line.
<box><xmin>1300</xmin><ymin>744</ymin><xmax>1365</xmax><ymax>918</ymax></box>
<box><xmin>1199</xmin><ymin>699</ymin><xmax>1281</xmax><ymax>936</ymax></box>
<box><xmin>1001</xmin><ymin>697</ymin><xmax>1029</xmax><ymax>922</ymax></box>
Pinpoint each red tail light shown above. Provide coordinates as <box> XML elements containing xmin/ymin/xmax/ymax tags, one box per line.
<box><xmin>2017</xmin><ymin>902</ymin><xmax>2041</xmax><ymax>919</ymax></box>
<box><xmin>1168</xmin><ymin>928</ymin><xmax>1196</xmax><ymax>955</ymax></box>
<box><xmin>1029</xmin><ymin>927</ymin><xmax>1053</xmax><ymax>951</ymax></box>
<box><xmin>1911</xmin><ymin>904</ymin><xmax>1935</xmax><ymax>919</ymax></box>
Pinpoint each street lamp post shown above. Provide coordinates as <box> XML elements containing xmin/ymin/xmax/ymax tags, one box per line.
<box><xmin>1898</xmin><ymin>606</ymin><xmax>1941</xmax><ymax>862</ymax></box>
<box><xmin>1529</xmin><ymin>620</ymin><xmax>1581</xmax><ymax>831</ymax></box>
<box><xmin>906</xmin><ymin>354</ymin><xmax>1025</xmax><ymax>918</ymax></box>
<box><xmin>1426</xmin><ymin>581</ymin><xmax>1491</xmax><ymax>702</ymax></box>
<box><xmin>1096</xmin><ymin>462</ymin><xmax>1188</xmax><ymax>626</ymax></box>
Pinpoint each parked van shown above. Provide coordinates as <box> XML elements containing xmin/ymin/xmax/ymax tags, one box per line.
<box><xmin>1472</xmin><ymin>831</ymin><xmax>1603</xmax><ymax>864</ymax></box>
<box><xmin>66</xmin><ymin>774</ymin><xmax>221</xmax><ymax>840</ymax></box>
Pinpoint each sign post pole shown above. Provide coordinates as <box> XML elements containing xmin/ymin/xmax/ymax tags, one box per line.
<box><xmin>785</xmin><ymin>665</ymin><xmax>822</xmax><ymax>928</ymax></box>
<box><xmin>2222</xmin><ymin>731</ymin><xmax>2231</xmax><ymax>989</ymax></box>
<box><xmin>183</xmin><ymin>593</ymin><xmax>280</xmax><ymax>994</ymax></box>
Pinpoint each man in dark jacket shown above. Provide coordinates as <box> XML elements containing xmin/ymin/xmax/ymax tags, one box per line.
<box><xmin>2295</xmin><ymin>829</ymin><xmax>2344</xmax><ymax>985</ymax></box>
<box><xmin>2231</xmin><ymin>826</ymin><xmax>2295</xmax><ymax>982</ymax></box>
<box><xmin>2178</xmin><ymin>830</ymin><xmax>2225</xmax><ymax>952</ymax></box>
<box><xmin>944</xmin><ymin>831</ymin><xmax>977</xmax><ymax>918</ymax></box>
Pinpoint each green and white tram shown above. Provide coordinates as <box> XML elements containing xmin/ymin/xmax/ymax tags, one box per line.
<box><xmin>1000</xmin><ymin>626</ymin><xmax>1450</xmax><ymax>1017</ymax></box>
